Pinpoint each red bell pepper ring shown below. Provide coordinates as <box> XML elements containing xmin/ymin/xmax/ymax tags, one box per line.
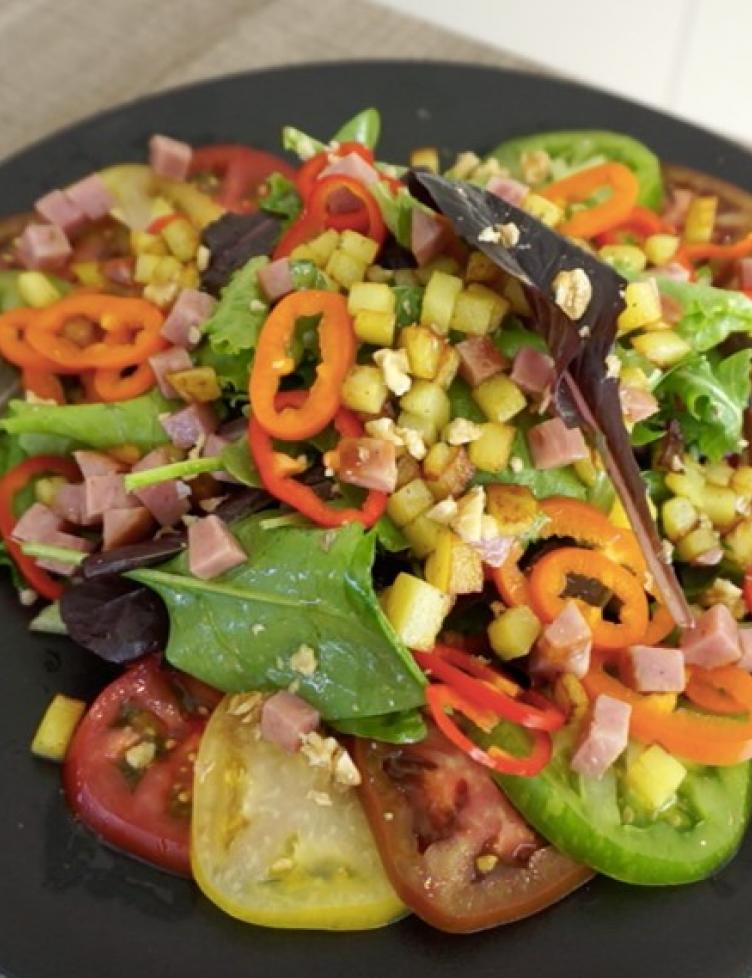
<box><xmin>426</xmin><ymin>684</ymin><xmax>553</xmax><ymax>777</ymax></box>
<box><xmin>189</xmin><ymin>144</ymin><xmax>297</xmax><ymax>213</ymax></box>
<box><xmin>248</xmin><ymin>390</ymin><xmax>387</xmax><ymax>529</ymax></box>
<box><xmin>595</xmin><ymin>205</ymin><xmax>668</xmax><ymax>245</ymax></box>
<box><xmin>0</xmin><ymin>454</ymin><xmax>81</xmax><ymax>600</ymax></box>
<box><xmin>295</xmin><ymin>142</ymin><xmax>375</xmax><ymax>199</ymax></box>
<box><xmin>414</xmin><ymin>645</ymin><xmax>566</xmax><ymax>733</ymax></box>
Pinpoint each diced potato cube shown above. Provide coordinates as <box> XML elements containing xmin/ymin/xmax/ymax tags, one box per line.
<box><xmin>354</xmin><ymin>310</ymin><xmax>395</xmax><ymax>346</ymax></box>
<box><xmin>167</xmin><ymin>366</ymin><xmax>221</xmax><ymax>403</ymax></box>
<box><xmin>472</xmin><ymin>374</ymin><xmax>527</xmax><ymax>423</ymax></box>
<box><xmin>683</xmin><ymin>195</ymin><xmax>717</xmax><ymax>244</ymax></box>
<box><xmin>326</xmin><ymin>248</ymin><xmax>368</xmax><ymax>289</ymax></box>
<box><xmin>290</xmin><ymin>243</ymin><xmax>318</xmax><ymax>263</ymax></box>
<box><xmin>399</xmin><ymin>326</ymin><xmax>443</xmax><ymax>379</ymax></box>
<box><xmin>665</xmin><ymin>463</ymin><xmax>706</xmax><ymax>507</ymax></box>
<box><xmin>598</xmin><ymin>244</ymin><xmax>647</xmax><ymax>275</ymax></box>
<box><xmin>625</xmin><ymin>744</ymin><xmax>687</xmax><ymax>812</ymax></box>
<box><xmin>131</xmin><ymin>230</ymin><xmax>168</xmax><ymax>256</ymax></box>
<box><xmin>725</xmin><ymin>519</ymin><xmax>752</xmax><ymax>567</ymax></box>
<box><xmin>449</xmin><ymin>284</ymin><xmax>510</xmax><ymax>336</ymax></box>
<box><xmin>486</xmin><ymin>484</ymin><xmax>539</xmax><ymax>535</ymax></box>
<box><xmin>161</xmin><ymin>216</ymin><xmax>200</xmax><ymax>262</ymax></box>
<box><xmin>180</xmin><ymin>264</ymin><xmax>200</xmax><ymax>290</ymax></box>
<box><xmin>700</xmin><ymin>486</ymin><xmax>737</xmax><ymax>529</ymax></box>
<box><xmin>488</xmin><ymin>605</ymin><xmax>542</xmax><ymax>660</ymax></box>
<box><xmin>661</xmin><ymin>496</ymin><xmax>699</xmax><ymax>542</ymax></box>
<box><xmin>400</xmin><ymin>380</ymin><xmax>451</xmax><ymax>431</ymax></box>
<box><xmin>415</xmin><ymin>256</ymin><xmax>461</xmax><ymax>286</ymax></box>
<box><xmin>31</xmin><ymin>694</ymin><xmax>86</xmax><ymax>762</ymax></box>
<box><xmin>152</xmin><ymin>255</ymin><xmax>183</xmax><ymax>285</ymax></box>
<box><xmin>17</xmin><ymin>271</ymin><xmax>63</xmax><ymax>308</ymax></box>
<box><xmin>424</xmin><ymin>445</ymin><xmax>475</xmax><ymax>500</ymax></box>
<box><xmin>433</xmin><ymin>345</ymin><xmax>461</xmax><ymax>389</ymax></box>
<box><xmin>631</xmin><ymin>329</ymin><xmax>691</xmax><ymax>367</ymax></box>
<box><xmin>134</xmin><ymin>253</ymin><xmax>162</xmax><ymax>284</ymax></box>
<box><xmin>307</xmin><ymin>229</ymin><xmax>340</xmax><ymax>267</ymax></box>
<box><xmin>387</xmin><ymin>478</ymin><xmax>435</xmax><ymax>527</ymax></box>
<box><xmin>732</xmin><ymin>466</ymin><xmax>752</xmax><ymax>497</ymax></box>
<box><xmin>553</xmin><ymin>673</ymin><xmax>589</xmax><ymax>722</ymax></box>
<box><xmin>704</xmin><ymin>461</ymin><xmax>733</xmax><ymax>488</ymax></box>
<box><xmin>644</xmin><ymin>233</ymin><xmax>679</xmax><ymax>266</ymax></box>
<box><xmin>341</xmin><ymin>365</ymin><xmax>388</xmax><ymax>414</ymax></box>
<box><xmin>522</xmin><ymin>193</ymin><xmax>562</xmax><ymax>227</ymax></box>
<box><xmin>339</xmin><ymin>230</ymin><xmax>380</xmax><ymax>265</ymax></box>
<box><xmin>468</xmin><ymin>422</ymin><xmax>516</xmax><ymax>472</ymax></box>
<box><xmin>402</xmin><ymin>513</ymin><xmax>443</xmax><ymax>558</ymax></box>
<box><xmin>397</xmin><ymin>410</ymin><xmax>438</xmax><ymax>447</ymax></box>
<box><xmin>675</xmin><ymin>526</ymin><xmax>720</xmax><ymax>563</ymax></box>
<box><xmin>502</xmin><ymin>276</ymin><xmax>531</xmax><ymax>315</ymax></box>
<box><xmin>348</xmin><ymin>282</ymin><xmax>395</xmax><ymax>316</ymax></box>
<box><xmin>72</xmin><ymin>262</ymin><xmax>106</xmax><ymax>287</ymax></box>
<box><xmin>420</xmin><ymin>270</ymin><xmax>463</xmax><ymax>335</ymax></box>
<box><xmin>618</xmin><ymin>280</ymin><xmax>663</xmax><ymax>333</ymax></box>
<box><xmin>424</xmin><ymin>528</ymin><xmax>484</xmax><ymax>595</ymax></box>
<box><xmin>409</xmin><ymin>146</ymin><xmax>440</xmax><ymax>172</ymax></box>
<box><xmin>384</xmin><ymin>572</ymin><xmax>451</xmax><ymax>650</ymax></box>
<box><xmin>465</xmin><ymin>250</ymin><xmax>503</xmax><ymax>285</ymax></box>
<box><xmin>573</xmin><ymin>451</ymin><xmax>599</xmax><ymax>488</ymax></box>
<box><xmin>395</xmin><ymin>453</ymin><xmax>421</xmax><ymax>488</ymax></box>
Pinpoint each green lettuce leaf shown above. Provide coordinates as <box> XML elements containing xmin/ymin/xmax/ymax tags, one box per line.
<box><xmin>194</xmin><ymin>342</ymin><xmax>252</xmax><ymax>397</ymax></box>
<box><xmin>129</xmin><ymin>518</ymin><xmax>425</xmax><ymax>720</ymax></box>
<box><xmin>331</xmin><ymin>709</ymin><xmax>426</xmax><ymax>744</ymax></box>
<box><xmin>0</xmin><ymin>390</ymin><xmax>174</xmax><ymax>452</ymax></box>
<box><xmin>201</xmin><ymin>255</ymin><xmax>269</xmax><ymax>356</ymax></box>
<box><xmin>371</xmin><ymin>182</ymin><xmax>432</xmax><ymax>248</ymax></box>
<box><xmin>493</xmin><ymin>318</ymin><xmax>548</xmax><ymax>359</ymax></box>
<box><xmin>393</xmin><ymin>284</ymin><xmax>423</xmax><ymax>328</ymax></box>
<box><xmin>657</xmin><ymin>278</ymin><xmax>752</xmax><ymax>353</ymax></box>
<box><xmin>332</xmin><ymin>108</ymin><xmax>381</xmax><ymax>149</ymax></box>
<box><xmin>258</xmin><ymin>172</ymin><xmax>302</xmax><ymax>226</ymax></box>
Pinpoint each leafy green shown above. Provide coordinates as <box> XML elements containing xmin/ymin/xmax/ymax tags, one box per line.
<box><xmin>194</xmin><ymin>342</ymin><xmax>252</xmax><ymax>397</ymax></box>
<box><xmin>657</xmin><ymin>278</ymin><xmax>752</xmax><ymax>353</ymax></box>
<box><xmin>220</xmin><ymin>437</ymin><xmax>261</xmax><ymax>487</ymax></box>
<box><xmin>372</xmin><ymin>515</ymin><xmax>408</xmax><ymax>552</ymax></box>
<box><xmin>493</xmin><ymin>318</ymin><xmax>548</xmax><ymax>359</ymax></box>
<box><xmin>371</xmin><ymin>182</ymin><xmax>432</xmax><ymax>248</ymax></box>
<box><xmin>0</xmin><ymin>390</ymin><xmax>174</xmax><ymax>452</ymax></box>
<box><xmin>29</xmin><ymin>601</ymin><xmax>67</xmax><ymax>635</ymax></box>
<box><xmin>202</xmin><ymin>255</ymin><xmax>269</xmax><ymax>356</ymax></box>
<box><xmin>656</xmin><ymin>350</ymin><xmax>752</xmax><ymax>461</ymax></box>
<box><xmin>282</xmin><ymin>126</ymin><xmax>327</xmax><ymax>161</ymax></box>
<box><xmin>290</xmin><ymin>259</ymin><xmax>336</xmax><ymax>291</ymax></box>
<box><xmin>393</xmin><ymin>284</ymin><xmax>423</xmax><ymax>328</ymax></box>
<box><xmin>258</xmin><ymin>172</ymin><xmax>302</xmax><ymax>226</ymax></box>
<box><xmin>0</xmin><ymin>431</ymin><xmax>26</xmax><ymax>476</ymax></box>
<box><xmin>331</xmin><ymin>709</ymin><xmax>426</xmax><ymax>744</ymax></box>
<box><xmin>129</xmin><ymin>518</ymin><xmax>425</xmax><ymax>720</ymax></box>
<box><xmin>448</xmin><ymin>377</ymin><xmax>486</xmax><ymax>423</ymax></box>
<box><xmin>0</xmin><ymin>270</ymin><xmax>72</xmax><ymax>313</ymax></box>
<box><xmin>332</xmin><ymin>108</ymin><xmax>381</xmax><ymax>149</ymax></box>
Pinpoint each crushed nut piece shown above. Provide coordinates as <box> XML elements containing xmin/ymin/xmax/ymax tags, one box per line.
<box><xmin>450</xmin><ymin>486</ymin><xmax>486</xmax><ymax>543</ymax></box>
<box><xmin>227</xmin><ymin>691</ymin><xmax>263</xmax><ymax>719</ymax></box>
<box><xmin>509</xmin><ymin>456</ymin><xmax>524</xmax><ymax>474</ymax></box>
<box><xmin>700</xmin><ymin>578</ymin><xmax>745</xmax><ymax>619</ymax></box>
<box><xmin>520</xmin><ymin>148</ymin><xmax>551</xmax><ymax>185</ymax></box>
<box><xmin>19</xmin><ymin>588</ymin><xmax>38</xmax><ymax>606</ymax></box>
<box><xmin>365</xmin><ymin>417</ymin><xmax>404</xmax><ymax>447</ymax></box>
<box><xmin>196</xmin><ymin>245</ymin><xmax>211</xmax><ymax>272</ymax></box>
<box><xmin>307</xmin><ymin>790</ymin><xmax>333</xmax><ymax>807</ymax></box>
<box><xmin>290</xmin><ymin>644</ymin><xmax>317</xmax><ymax>677</ymax></box>
<box><xmin>124</xmin><ymin>741</ymin><xmax>156</xmax><ymax>770</ymax></box>
<box><xmin>374</xmin><ymin>348</ymin><xmax>412</xmax><ymax>396</ymax></box>
<box><xmin>251</xmin><ymin>623</ymin><xmax>266</xmax><ymax>635</ymax></box>
<box><xmin>399</xmin><ymin>425</ymin><xmax>427</xmax><ymax>460</ymax></box>
<box><xmin>426</xmin><ymin>498</ymin><xmax>458</xmax><ymax>525</ymax></box>
<box><xmin>333</xmin><ymin>749</ymin><xmax>362</xmax><ymax>787</ymax></box>
<box><xmin>301</xmin><ymin>731</ymin><xmax>339</xmax><ymax>770</ymax></box>
<box><xmin>552</xmin><ymin>268</ymin><xmax>593</xmax><ymax>321</ymax></box>
<box><xmin>605</xmin><ymin>354</ymin><xmax>622</xmax><ymax>379</ymax></box>
<box><xmin>475</xmin><ymin>853</ymin><xmax>499</xmax><ymax>874</ymax></box>
<box><xmin>444</xmin><ymin>417</ymin><xmax>482</xmax><ymax>446</ymax></box>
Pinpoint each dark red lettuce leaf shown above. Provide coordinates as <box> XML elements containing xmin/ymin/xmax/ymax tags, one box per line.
<box><xmin>201</xmin><ymin>211</ymin><xmax>282</xmax><ymax>295</ymax></box>
<box><xmin>414</xmin><ymin>171</ymin><xmax>691</xmax><ymax>627</ymax></box>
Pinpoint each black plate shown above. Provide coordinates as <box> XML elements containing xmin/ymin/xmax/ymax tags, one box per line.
<box><xmin>2</xmin><ymin>61</ymin><xmax>752</xmax><ymax>978</ymax></box>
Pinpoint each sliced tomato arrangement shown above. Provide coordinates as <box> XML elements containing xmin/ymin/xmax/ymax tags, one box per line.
<box><xmin>189</xmin><ymin>144</ymin><xmax>297</xmax><ymax>212</ymax></box>
<box><xmin>63</xmin><ymin>657</ymin><xmax>221</xmax><ymax>876</ymax></box>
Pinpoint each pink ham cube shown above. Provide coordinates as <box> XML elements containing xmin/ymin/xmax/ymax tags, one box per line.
<box><xmin>149</xmin><ymin>134</ymin><xmax>193</xmax><ymax>181</ymax></box>
<box><xmin>571</xmin><ymin>694</ymin><xmax>632</xmax><ymax>779</ymax></box>
<box><xmin>65</xmin><ymin>174</ymin><xmax>115</xmax><ymax>221</ymax></box>
<box><xmin>188</xmin><ymin>515</ymin><xmax>246</xmax><ymax>579</ymax></box>
<box><xmin>161</xmin><ymin>403</ymin><xmax>218</xmax><ymax>449</ymax></box>
<box><xmin>103</xmin><ymin>507</ymin><xmax>154</xmax><ymax>550</ymax></box>
<box><xmin>149</xmin><ymin>346</ymin><xmax>193</xmax><ymax>399</ymax></box>
<box><xmin>528</xmin><ymin>418</ymin><xmax>589</xmax><ymax>470</ymax></box>
<box><xmin>11</xmin><ymin>503</ymin><xmax>63</xmax><ymax>543</ymax></box>
<box><xmin>260</xmin><ymin>691</ymin><xmax>320</xmax><ymax>753</ymax></box>
<box><xmin>625</xmin><ymin>645</ymin><xmax>686</xmax><ymax>693</ymax></box>
<box><xmin>510</xmin><ymin>347</ymin><xmax>555</xmax><ymax>395</ymax></box>
<box><xmin>16</xmin><ymin>223</ymin><xmax>72</xmax><ymax>270</ymax></box>
<box><xmin>160</xmin><ymin>289</ymin><xmax>216</xmax><ymax>348</ymax></box>
<box><xmin>35</xmin><ymin>190</ymin><xmax>86</xmax><ymax>236</ymax></box>
<box><xmin>532</xmin><ymin>600</ymin><xmax>592</xmax><ymax>679</ymax></box>
<box><xmin>456</xmin><ymin>337</ymin><xmax>506</xmax><ymax>387</ymax></box>
<box><xmin>681</xmin><ymin>604</ymin><xmax>741</xmax><ymax>669</ymax></box>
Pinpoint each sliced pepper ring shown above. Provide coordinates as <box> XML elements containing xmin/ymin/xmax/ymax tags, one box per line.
<box><xmin>21</xmin><ymin>369</ymin><xmax>65</xmax><ymax>404</ymax></box>
<box><xmin>25</xmin><ymin>294</ymin><xmax>166</xmax><ymax>371</ymax></box>
<box><xmin>527</xmin><ymin>546</ymin><xmax>649</xmax><ymax>650</ymax></box>
<box><xmin>425</xmin><ymin>684</ymin><xmax>552</xmax><ymax>777</ymax></box>
<box><xmin>249</xmin><ymin>290</ymin><xmax>355</xmax><ymax>441</ymax></box>
<box><xmin>88</xmin><ymin>361</ymin><xmax>157</xmax><ymax>402</ymax></box>
<box><xmin>541</xmin><ymin>161</ymin><xmax>640</xmax><ymax>238</ymax></box>
<box><xmin>0</xmin><ymin>307</ymin><xmax>78</xmax><ymax>373</ymax></box>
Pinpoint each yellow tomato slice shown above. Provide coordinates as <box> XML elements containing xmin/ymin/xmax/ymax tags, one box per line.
<box><xmin>191</xmin><ymin>695</ymin><xmax>406</xmax><ymax>931</ymax></box>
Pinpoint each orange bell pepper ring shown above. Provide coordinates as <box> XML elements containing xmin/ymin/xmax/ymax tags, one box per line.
<box><xmin>676</xmin><ymin>233</ymin><xmax>752</xmax><ymax>265</ymax></box>
<box><xmin>88</xmin><ymin>362</ymin><xmax>157</xmax><ymax>403</ymax></box>
<box><xmin>583</xmin><ymin>657</ymin><xmax>752</xmax><ymax>766</ymax></box>
<box><xmin>527</xmin><ymin>546</ymin><xmax>649</xmax><ymax>650</ymax></box>
<box><xmin>21</xmin><ymin>369</ymin><xmax>65</xmax><ymax>404</ymax></box>
<box><xmin>24</xmin><ymin>294</ymin><xmax>166</xmax><ymax>372</ymax></box>
<box><xmin>0</xmin><ymin>306</ymin><xmax>78</xmax><ymax>374</ymax></box>
<box><xmin>249</xmin><ymin>290</ymin><xmax>355</xmax><ymax>441</ymax></box>
<box><xmin>541</xmin><ymin>162</ymin><xmax>640</xmax><ymax>238</ymax></box>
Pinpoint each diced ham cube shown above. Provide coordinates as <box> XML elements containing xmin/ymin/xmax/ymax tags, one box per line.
<box><xmin>11</xmin><ymin>503</ymin><xmax>63</xmax><ymax>543</ymax></box>
<box><xmin>336</xmin><ymin>437</ymin><xmax>398</xmax><ymax>493</ymax></box>
<box><xmin>149</xmin><ymin>346</ymin><xmax>193</xmax><ymax>398</ymax></box>
<box><xmin>84</xmin><ymin>474</ymin><xmax>138</xmax><ymax>521</ymax></box>
<box><xmin>663</xmin><ymin>188</ymin><xmax>693</xmax><ymax>229</ymax></box>
<box><xmin>133</xmin><ymin>480</ymin><xmax>191</xmax><ymax>527</ymax></box>
<box><xmin>571</xmin><ymin>694</ymin><xmax>632</xmax><ymax>779</ymax></box>
<box><xmin>65</xmin><ymin>173</ymin><xmax>115</xmax><ymax>221</ymax></box>
<box><xmin>510</xmin><ymin>346</ymin><xmax>555</xmax><ymax>395</ymax></box>
<box><xmin>625</xmin><ymin>645</ymin><xmax>686</xmax><ymax>693</ymax></box>
<box><xmin>202</xmin><ymin>433</ymin><xmax>237</xmax><ymax>484</ymax></box>
<box><xmin>528</xmin><ymin>418</ymin><xmax>589</xmax><ymax>470</ymax></box>
<box><xmin>738</xmin><ymin>628</ymin><xmax>752</xmax><ymax>672</ymax></box>
<box><xmin>258</xmin><ymin>258</ymin><xmax>294</xmax><ymax>303</ymax></box>
<box><xmin>486</xmin><ymin>176</ymin><xmax>530</xmax><ymax>207</ymax></box>
<box><xmin>188</xmin><ymin>515</ymin><xmax>246</xmax><ymax>579</ymax></box>
<box><xmin>16</xmin><ymin>223</ymin><xmax>72</xmax><ymax>271</ymax></box>
<box><xmin>149</xmin><ymin>134</ymin><xmax>193</xmax><ymax>181</ymax></box>
<box><xmin>533</xmin><ymin>600</ymin><xmax>592</xmax><ymax>679</ymax></box>
<box><xmin>319</xmin><ymin>151</ymin><xmax>380</xmax><ymax>187</ymax></box>
<box><xmin>740</xmin><ymin>258</ymin><xmax>752</xmax><ymax>291</ymax></box>
<box><xmin>35</xmin><ymin>190</ymin><xmax>86</xmax><ymax>236</ymax></box>
<box><xmin>260</xmin><ymin>691</ymin><xmax>320</xmax><ymax>753</ymax></box>
<box><xmin>160</xmin><ymin>289</ymin><xmax>216</xmax><ymax>348</ymax></box>
<box><xmin>131</xmin><ymin>447</ymin><xmax>182</xmax><ymax>473</ymax></box>
<box><xmin>411</xmin><ymin>209</ymin><xmax>450</xmax><ymax>267</ymax></box>
<box><xmin>103</xmin><ymin>506</ymin><xmax>154</xmax><ymax>551</ymax></box>
<box><xmin>161</xmin><ymin>403</ymin><xmax>218</xmax><ymax>449</ymax></box>
<box><xmin>456</xmin><ymin>337</ymin><xmax>506</xmax><ymax>387</ymax></box>
<box><xmin>35</xmin><ymin>530</ymin><xmax>94</xmax><ymax>576</ymax></box>
<box><xmin>470</xmin><ymin>534</ymin><xmax>514</xmax><ymax>569</ymax></box>
<box><xmin>73</xmin><ymin>450</ymin><xmax>124</xmax><ymax>478</ymax></box>
<box><xmin>619</xmin><ymin>385</ymin><xmax>659</xmax><ymax>424</ymax></box>
<box><xmin>51</xmin><ymin>483</ymin><xmax>98</xmax><ymax>527</ymax></box>
<box><xmin>680</xmin><ymin>604</ymin><xmax>741</xmax><ymax>669</ymax></box>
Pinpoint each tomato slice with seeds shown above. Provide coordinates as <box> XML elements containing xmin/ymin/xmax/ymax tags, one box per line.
<box><xmin>189</xmin><ymin>145</ymin><xmax>297</xmax><ymax>212</ymax></box>
<box><xmin>62</xmin><ymin>657</ymin><xmax>220</xmax><ymax>876</ymax></box>
<box><xmin>352</xmin><ymin>723</ymin><xmax>592</xmax><ymax>933</ymax></box>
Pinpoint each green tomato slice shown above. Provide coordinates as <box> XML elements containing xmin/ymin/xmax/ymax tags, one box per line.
<box><xmin>191</xmin><ymin>694</ymin><xmax>406</xmax><ymax>930</ymax></box>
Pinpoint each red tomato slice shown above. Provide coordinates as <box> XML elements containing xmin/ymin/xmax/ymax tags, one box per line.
<box><xmin>352</xmin><ymin>723</ymin><xmax>592</xmax><ymax>933</ymax></box>
<box><xmin>189</xmin><ymin>144</ymin><xmax>297</xmax><ymax>212</ymax></box>
<box><xmin>62</xmin><ymin>657</ymin><xmax>220</xmax><ymax>876</ymax></box>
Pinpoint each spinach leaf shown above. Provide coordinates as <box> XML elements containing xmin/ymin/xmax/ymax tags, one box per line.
<box><xmin>129</xmin><ymin>518</ymin><xmax>425</xmax><ymax>720</ymax></box>
<box><xmin>657</xmin><ymin>350</ymin><xmax>752</xmax><ymax>461</ymax></box>
<box><xmin>331</xmin><ymin>709</ymin><xmax>426</xmax><ymax>744</ymax></box>
<box><xmin>201</xmin><ymin>255</ymin><xmax>269</xmax><ymax>356</ymax></box>
<box><xmin>220</xmin><ymin>437</ymin><xmax>261</xmax><ymax>487</ymax></box>
<box><xmin>658</xmin><ymin>278</ymin><xmax>752</xmax><ymax>353</ymax></box>
<box><xmin>0</xmin><ymin>390</ymin><xmax>174</xmax><ymax>452</ymax></box>
<box><xmin>393</xmin><ymin>284</ymin><xmax>423</xmax><ymax>327</ymax></box>
<box><xmin>371</xmin><ymin>183</ymin><xmax>432</xmax><ymax>248</ymax></box>
<box><xmin>494</xmin><ymin>318</ymin><xmax>548</xmax><ymax>359</ymax></box>
<box><xmin>194</xmin><ymin>341</ymin><xmax>252</xmax><ymax>397</ymax></box>
<box><xmin>448</xmin><ymin>377</ymin><xmax>485</xmax><ymax>423</ymax></box>
<box><xmin>372</xmin><ymin>514</ymin><xmax>408</xmax><ymax>553</ymax></box>
<box><xmin>258</xmin><ymin>172</ymin><xmax>302</xmax><ymax>225</ymax></box>
<box><xmin>332</xmin><ymin>108</ymin><xmax>381</xmax><ymax>149</ymax></box>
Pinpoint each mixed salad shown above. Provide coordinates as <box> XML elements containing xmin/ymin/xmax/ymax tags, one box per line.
<box><xmin>3</xmin><ymin>107</ymin><xmax>752</xmax><ymax>933</ymax></box>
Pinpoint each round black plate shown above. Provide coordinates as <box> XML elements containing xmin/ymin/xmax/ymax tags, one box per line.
<box><xmin>2</xmin><ymin>62</ymin><xmax>751</xmax><ymax>978</ymax></box>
